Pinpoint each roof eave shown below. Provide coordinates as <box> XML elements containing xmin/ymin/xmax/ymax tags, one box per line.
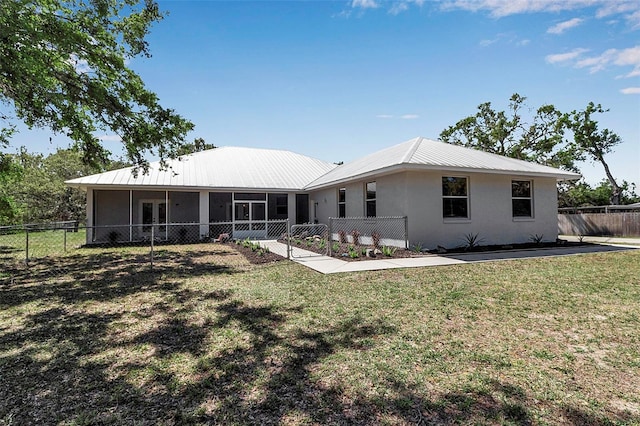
<box><xmin>304</xmin><ymin>163</ymin><xmax>581</xmax><ymax>190</ymax></box>
<box><xmin>64</xmin><ymin>182</ymin><xmax>307</xmax><ymax>192</ymax></box>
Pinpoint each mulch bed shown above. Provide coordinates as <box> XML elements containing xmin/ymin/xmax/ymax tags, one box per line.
<box><xmin>284</xmin><ymin>238</ymin><xmax>590</xmax><ymax>262</ymax></box>
<box><xmin>224</xmin><ymin>242</ymin><xmax>285</xmax><ymax>265</ymax></box>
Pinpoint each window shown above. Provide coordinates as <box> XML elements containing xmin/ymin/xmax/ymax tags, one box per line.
<box><xmin>512</xmin><ymin>180</ymin><xmax>533</xmax><ymax>217</ymax></box>
<box><xmin>365</xmin><ymin>181</ymin><xmax>376</xmax><ymax>217</ymax></box>
<box><xmin>338</xmin><ymin>188</ymin><xmax>346</xmax><ymax>218</ymax></box>
<box><xmin>268</xmin><ymin>193</ymin><xmax>288</xmax><ymax>219</ymax></box>
<box><xmin>442</xmin><ymin>177</ymin><xmax>468</xmax><ymax>218</ymax></box>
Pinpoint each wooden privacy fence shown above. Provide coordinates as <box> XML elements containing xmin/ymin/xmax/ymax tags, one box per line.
<box><xmin>558</xmin><ymin>213</ymin><xmax>640</xmax><ymax>237</ymax></box>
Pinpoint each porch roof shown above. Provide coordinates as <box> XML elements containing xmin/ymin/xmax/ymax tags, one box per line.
<box><xmin>66</xmin><ymin>146</ymin><xmax>337</xmax><ymax>191</ymax></box>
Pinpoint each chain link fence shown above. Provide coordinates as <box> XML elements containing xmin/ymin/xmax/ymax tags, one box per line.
<box><xmin>327</xmin><ymin>216</ymin><xmax>408</xmax><ymax>255</ymax></box>
<box><xmin>1</xmin><ymin>220</ymin><xmax>290</xmax><ymax>283</ymax></box>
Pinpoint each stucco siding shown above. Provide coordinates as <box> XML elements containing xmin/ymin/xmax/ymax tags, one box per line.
<box><xmin>405</xmin><ymin>172</ymin><xmax>558</xmax><ymax>248</ymax></box>
<box><xmin>312</xmin><ymin>171</ymin><xmax>559</xmax><ymax>249</ymax></box>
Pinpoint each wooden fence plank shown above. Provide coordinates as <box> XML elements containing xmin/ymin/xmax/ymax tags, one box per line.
<box><xmin>558</xmin><ymin>213</ymin><xmax>640</xmax><ymax>237</ymax></box>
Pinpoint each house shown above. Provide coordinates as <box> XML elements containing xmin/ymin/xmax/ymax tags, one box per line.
<box><xmin>66</xmin><ymin>137</ymin><xmax>580</xmax><ymax>248</ymax></box>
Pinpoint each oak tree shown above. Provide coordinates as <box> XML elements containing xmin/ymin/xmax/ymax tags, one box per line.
<box><xmin>0</xmin><ymin>0</ymin><xmax>194</xmax><ymax>171</ymax></box>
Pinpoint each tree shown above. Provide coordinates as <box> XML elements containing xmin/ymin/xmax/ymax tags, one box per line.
<box><xmin>1</xmin><ymin>147</ymin><xmax>117</xmax><ymax>225</ymax></box>
<box><xmin>559</xmin><ymin>180</ymin><xmax>639</xmax><ymax>208</ymax></box>
<box><xmin>0</xmin><ymin>153</ymin><xmax>23</xmax><ymax>224</ymax></box>
<box><xmin>440</xmin><ymin>93</ymin><xmax>579</xmax><ymax>171</ymax></box>
<box><xmin>174</xmin><ymin>137</ymin><xmax>216</xmax><ymax>156</ymax></box>
<box><xmin>566</xmin><ymin>103</ymin><xmax>623</xmax><ymax>205</ymax></box>
<box><xmin>0</xmin><ymin>0</ymin><xmax>194</xmax><ymax>171</ymax></box>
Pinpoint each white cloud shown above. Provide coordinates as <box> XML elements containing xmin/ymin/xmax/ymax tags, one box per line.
<box><xmin>479</xmin><ymin>32</ymin><xmax>528</xmax><ymax>47</ymax></box>
<box><xmin>376</xmin><ymin>114</ymin><xmax>394</xmax><ymax>119</ymax></box>
<box><xmin>545</xmin><ymin>48</ymin><xmax>589</xmax><ymax>64</ymax></box>
<box><xmin>572</xmin><ymin>45</ymin><xmax>640</xmax><ymax>74</ymax></box>
<box><xmin>441</xmin><ymin>0</ymin><xmax>640</xmax><ymax>27</ymax></box>
<box><xmin>547</xmin><ymin>18</ymin><xmax>584</xmax><ymax>34</ymax></box>
<box><xmin>389</xmin><ymin>2</ymin><xmax>409</xmax><ymax>15</ymax></box>
<box><xmin>389</xmin><ymin>0</ymin><xmax>425</xmax><ymax>15</ymax></box>
<box><xmin>401</xmin><ymin>114</ymin><xmax>419</xmax><ymax>119</ymax></box>
<box><xmin>351</xmin><ymin>0</ymin><xmax>379</xmax><ymax>9</ymax></box>
<box><xmin>440</xmin><ymin>0</ymin><xmax>594</xmax><ymax>18</ymax></box>
<box><xmin>620</xmin><ymin>87</ymin><xmax>640</xmax><ymax>94</ymax></box>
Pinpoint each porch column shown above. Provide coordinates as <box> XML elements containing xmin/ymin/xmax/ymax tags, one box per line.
<box><xmin>129</xmin><ymin>190</ymin><xmax>132</xmax><ymax>242</ymax></box>
<box><xmin>86</xmin><ymin>188</ymin><xmax>94</xmax><ymax>244</ymax></box>
<box><xmin>199</xmin><ymin>190</ymin><xmax>209</xmax><ymax>239</ymax></box>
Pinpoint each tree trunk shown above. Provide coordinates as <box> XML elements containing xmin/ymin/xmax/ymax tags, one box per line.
<box><xmin>598</xmin><ymin>154</ymin><xmax>621</xmax><ymax>205</ymax></box>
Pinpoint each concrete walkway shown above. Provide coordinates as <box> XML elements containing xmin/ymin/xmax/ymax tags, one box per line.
<box><xmin>259</xmin><ymin>239</ymin><xmax>638</xmax><ymax>274</ymax></box>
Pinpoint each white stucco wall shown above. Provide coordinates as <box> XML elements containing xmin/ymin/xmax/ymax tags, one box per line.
<box><xmin>311</xmin><ymin>171</ymin><xmax>559</xmax><ymax>249</ymax></box>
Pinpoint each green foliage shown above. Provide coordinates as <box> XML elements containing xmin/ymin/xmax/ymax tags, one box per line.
<box><xmin>411</xmin><ymin>242</ymin><xmax>424</xmax><ymax>253</ymax></box>
<box><xmin>0</xmin><ymin>153</ymin><xmax>24</xmax><ymax>224</ymax></box>
<box><xmin>529</xmin><ymin>234</ymin><xmax>544</xmax><ymax>245</ymax></box>
<box><xmin>441</xmin><ymin>95</ymin><xmax>628</xmax><ymax>205</ymax></box>
<box><xmin>0</xmin><ymin>0</ymin><xmax>193</xmax><ymax>171</ymax></box>
<box><xmin>381</xmin><ymin>246</ymin><xmax>396</xmax><ymax>257</ymax></box>
<box><xmin>174</xmin><ymin>138</ymin><xmax>216</xmax><ymax>156</ymax></box>
<box><xmin>440</xmin><ymin>93</ymin><xmax>578</xmax><ymax>171</ymax></box>
<box><xmin>0</xmin><ymin>147</ymin><xmax>119</xmax><ymax>225</ymax></box>
<box><xmin>462</xmin><ymin>233</ymin><xmax>484</xmax><ymax>251</ymax></box>
<box><xmin>559</xmin><ymin>180</ymin><xmax>639</xmax><ymax>208</ymax></box>
<box><xmin>566</xmin><ymin>103</ymin><xmax>623</xmax><ymax>204</ymax></box>
<box><xmin>331</xmin><ymin>242</ymin><xmax>340</xmax><ymax>253</ymax></box>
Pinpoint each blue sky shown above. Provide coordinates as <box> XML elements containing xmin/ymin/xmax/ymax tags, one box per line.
<box><xmin>7</xmin><ymin>0</ymin><xmax>640</xmax><ymax>187</ymax></box>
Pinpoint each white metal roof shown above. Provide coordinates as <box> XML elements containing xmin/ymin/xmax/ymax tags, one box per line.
<box><xmin>66</xmin><ymin>138</ymin><xmax>581</xmax><ymax>191</ymax></box>
<box><xmin>304</xmin><ymin>137</ymin><xmax>581</xmax><ymax>189</ymax></box>
<box><xmin>66</xmin><ymin>146</ymin><xmax>337</xmax><ymax>191</ymax></box>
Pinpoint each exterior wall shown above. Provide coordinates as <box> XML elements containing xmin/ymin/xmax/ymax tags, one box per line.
<box><xmin>405</xmin><ymin>171</ymin><xmax>558</xmax><ymax>248</ymax></box>
<box><xmin>312</xmin><ymin>171</ymin><xmax>559</xmax><ymax>249</ymax></box>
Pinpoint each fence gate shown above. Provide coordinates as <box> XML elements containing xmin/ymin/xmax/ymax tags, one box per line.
<box><xmin>289</xmin><ymin>224</ymin><xmax>328</xmax><ymax>258</ymax></box>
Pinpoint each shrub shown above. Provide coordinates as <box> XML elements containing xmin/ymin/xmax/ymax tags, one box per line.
<box><xmin>381</xmin><ymin>246</ymin><xmax>396</xmax><ymax>257</ymax></box>
<box><xmin>371</xmin><ymin>231</ymin><xmax>381</xmax><ymax>248</ymax></box>
<box><xmin>530</xmin><ymin>234</ymin><xmax>544</xmax><ymax>244</ymax></box>
<box><xmin>350</xmin><ymin>229</ymin><xmax>361</xmax><ymax>246</ymax></box>
<box><xmin>462</xmin><ymin>233</ymin><xmax>483</xmax><ymax>251</ymax></box>
<box><xmin>411</xmin><ymin>242</ymin><xmax>424</xmax><ymax>253</ymax></box>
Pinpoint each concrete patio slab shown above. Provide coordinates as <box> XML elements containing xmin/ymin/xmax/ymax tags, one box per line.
<box><xmin>257</xmin><ymin>240</ymin><xmax>638</xmax><ymax>275</ymax></box>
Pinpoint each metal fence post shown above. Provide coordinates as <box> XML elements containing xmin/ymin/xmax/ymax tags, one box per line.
<box><xmin>328</xmin><ymin>217</ymin><xmax>332</xmax><ymax>256</ymax></box>
<box><xmin>64</xmin><ymin>228</ymin><xmax>67</xmax><ymax>253</ymax></box>
<box><xmin>150</xmin><ymin>226</ymin><xmax>154</xmax><ymax>270</ymax></box>
<box><xmin>404</xmin><ymin>216</ymin><xmax>409</xmax><ymax>249</ymax></box>
<box><xmin>25</xmin><ymin>226</ymin><xmax>29</xmax><ymax>263</ymax></box>
<box><xmin>286</xmin><ymin>219</ymin><xmax>290</xmax><ymax>259</ymax></box>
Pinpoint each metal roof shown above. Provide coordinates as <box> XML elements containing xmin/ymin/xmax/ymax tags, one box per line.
<box><xmin>304</xmin><ymin>137</ymin><xmax>581</xmax><ymax>189</ymax></box>
<box><xmin>66</xmin><ymin>138</ymin><xmax>581</xmax><ymax>191</ymax></box>
<box><xmin>66</xmin><ymin>146</ymin><xmax>337</xmax><ymax>191</ymax></box>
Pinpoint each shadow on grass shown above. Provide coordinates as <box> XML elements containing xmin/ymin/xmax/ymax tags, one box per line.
<box><xmin>0</xmin><ymin>248</ymin><xmax>241</xmax><ymax>309</ymax></box>
<box><xmin>1</xmin><ymin>257</ymin><xmax>638</xmax><ymax>424</ymax></box>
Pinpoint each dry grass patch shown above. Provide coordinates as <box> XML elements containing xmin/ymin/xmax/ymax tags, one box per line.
<box><xmin>0</xmin><ymin>244</ymin><xmax>639</xmax><ymax>425</ymax></box>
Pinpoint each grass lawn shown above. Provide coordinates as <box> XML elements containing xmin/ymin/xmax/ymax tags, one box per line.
<box><xmin>1</xmin><ymin>243</ymin><xmax>639</xmax><ymax>425</ymax></box>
